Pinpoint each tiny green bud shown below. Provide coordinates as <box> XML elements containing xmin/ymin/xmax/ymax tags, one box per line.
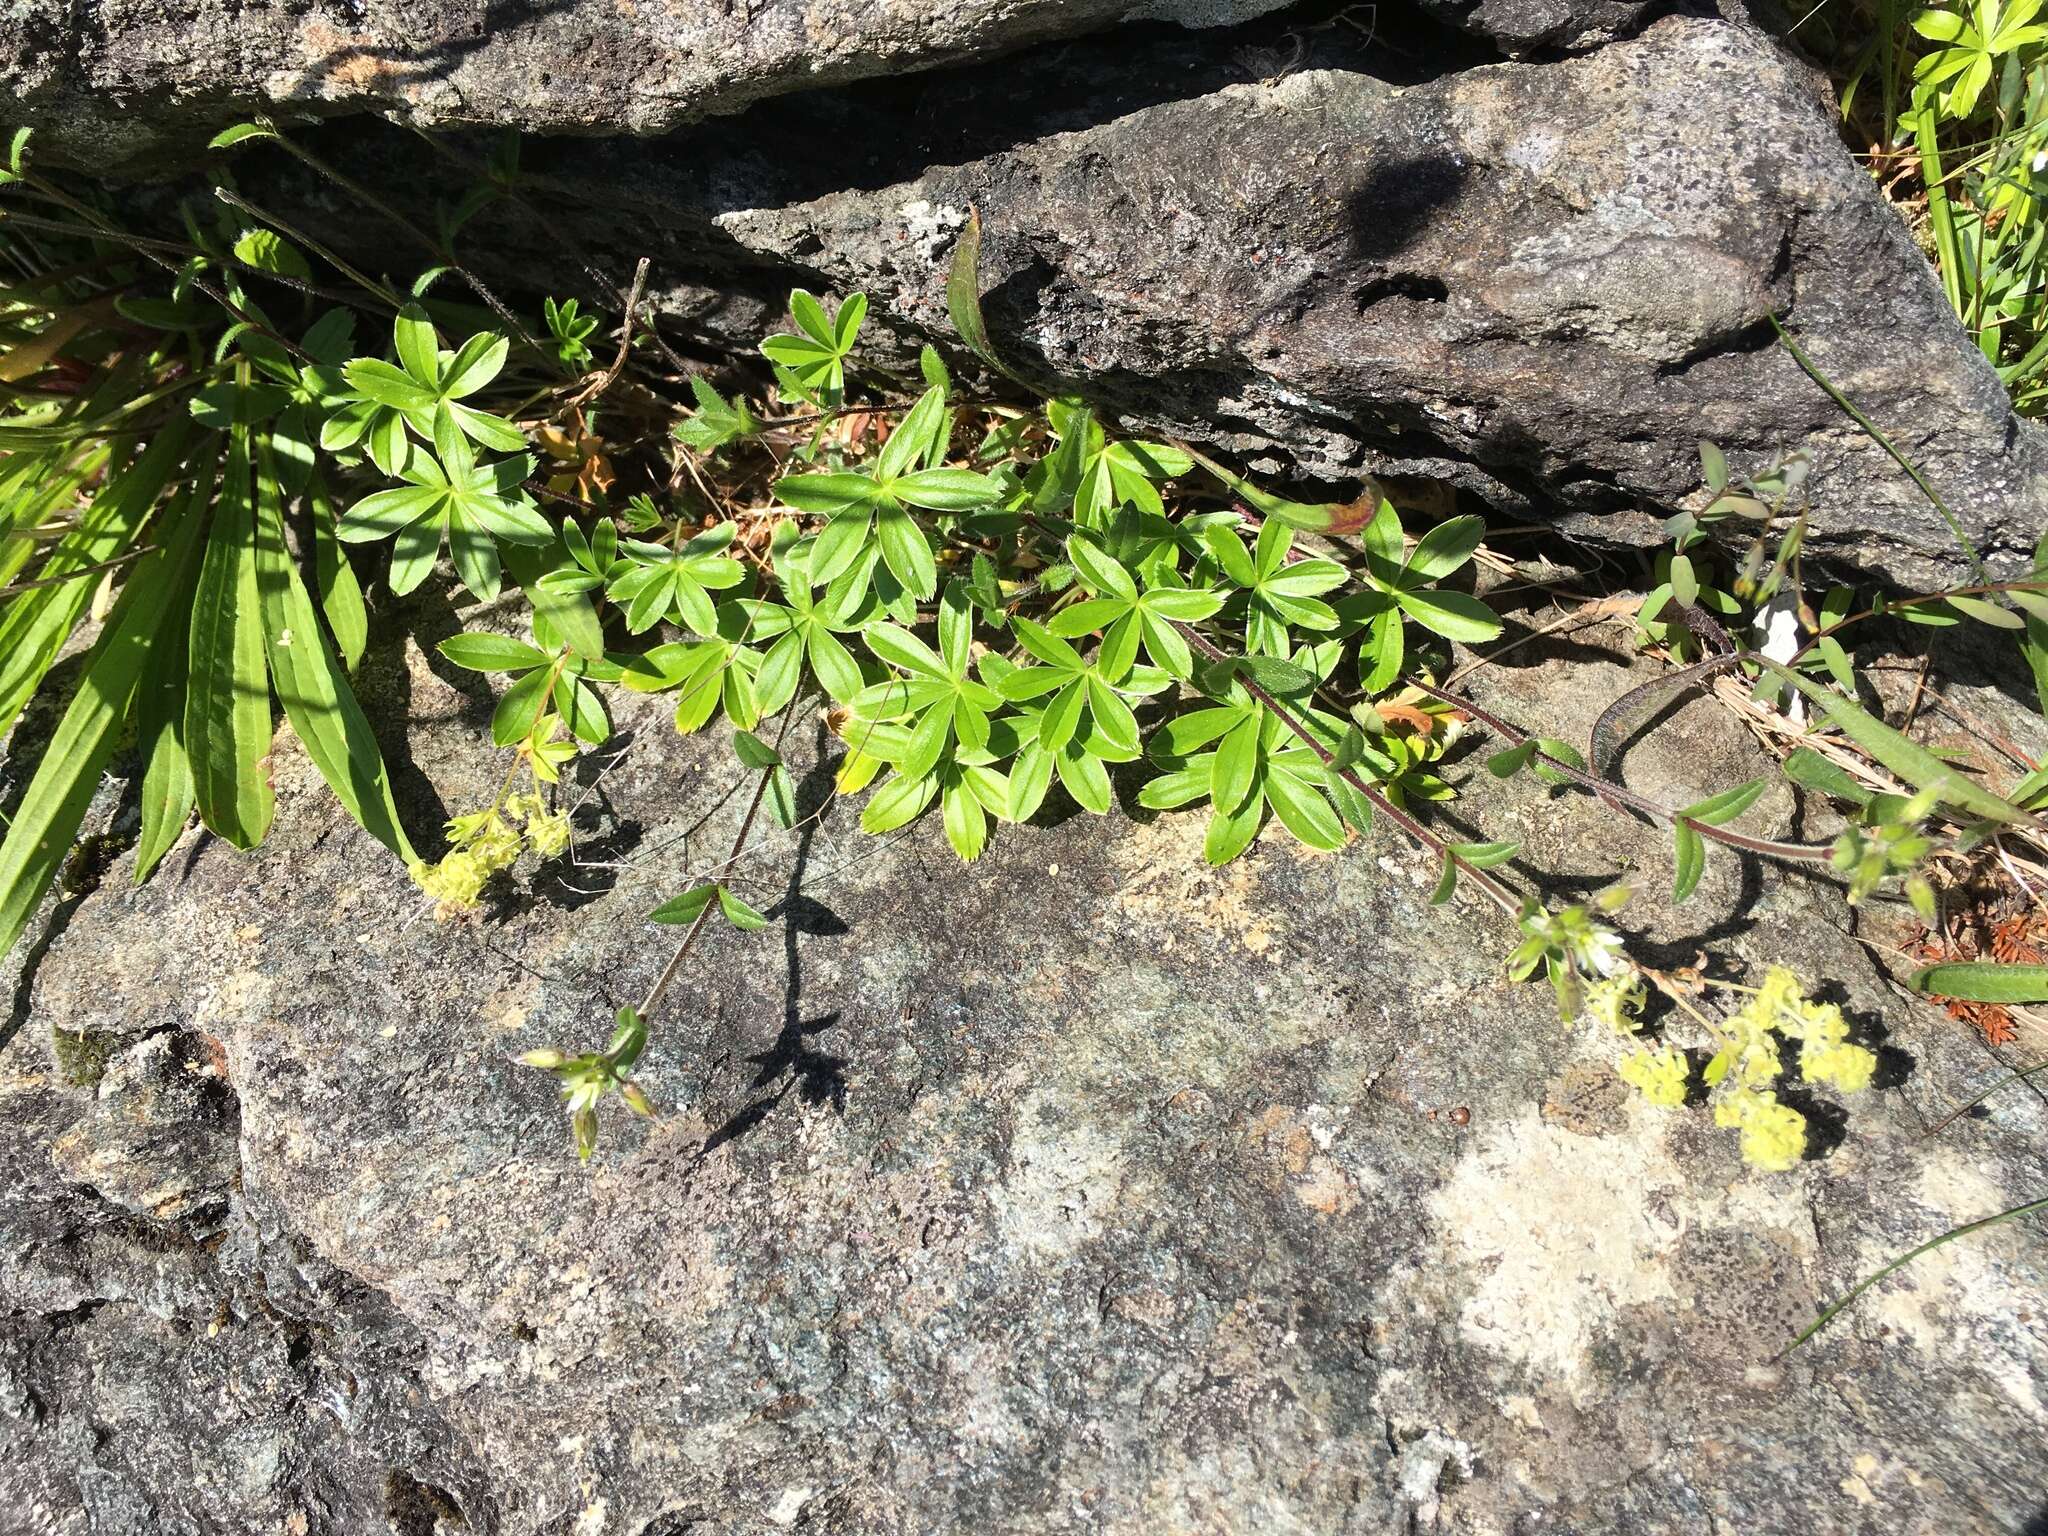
<box><xmin>517</xmin><ymin>1048</ymin><xmax>567</xmax><ymax>1070</ymax></box>
<box><xmin>620</xmin><ymin>1080</ymin><xmax>656</xmax><ymax>1117</ymax></box>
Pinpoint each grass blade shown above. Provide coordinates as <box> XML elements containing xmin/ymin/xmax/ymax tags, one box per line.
<box><xmin>1785</xmin><ymin>1198</ymin><xmax>2048</xmax><ymax>1354</ymax></box>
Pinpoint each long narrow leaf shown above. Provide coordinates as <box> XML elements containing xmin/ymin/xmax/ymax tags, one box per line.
<box><xmin>184</xmin><ymin>422</ymin><xmax>275</xmax><ymax>848</ymax></box>
<box><xmin>0</xmin><ymin>419</ymin><xmax>193</xmax><ymax>736</ymax></box>
<box><xmin>309</xmin><ymin>474</ymin><xmax>368</xmax><ymax>671</ymax></box>
<box><xmin>0</xmin><ymin>484</ymin><xmax>207</xmax><ymax>957</ymax></box>
<box><xmin>251</xmin><ymin>441</ymin><xmax>416</xmax><ymax>861</ymax></box>
<box><xmin>945</xmin><ymin>205</ymin><xmax>1028</xmax><ymax>388</ymax></box>
<box><xmin>132</xmin><ymin>441</ymin><xmax>222</xmax><ymax>881</ymax></box>
<box><xmin>1758</xmin><ymin>659</ymin><xmax>2039</xmax><ymax>828</ymax></box>
<box><xmin>1907</xmin><ymin>960</ymin><xmax>2048</xmax><ymax>1004</ymax></box>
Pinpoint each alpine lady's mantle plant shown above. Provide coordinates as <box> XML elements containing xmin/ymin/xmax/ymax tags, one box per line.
<box><xmin>14</xmin><ymin>131</ymin><xmax>2032</xmax><ymax>1174</ymax></box>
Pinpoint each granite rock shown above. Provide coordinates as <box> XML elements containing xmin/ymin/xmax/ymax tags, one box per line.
<box><xmin>4</xmin><ymin>602</ymin><xmax>2045</xmax><ymax>1533</ymax></box>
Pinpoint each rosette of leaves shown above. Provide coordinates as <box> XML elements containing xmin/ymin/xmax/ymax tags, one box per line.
<box><xmin>759</xmin><ymin>289</ymin><xmax>866</xmax><ymax>406</ymax></box>
<box><xmin>322</xmin><ymin>302</ymin><xmax>526</xmax><ymax>475</ymax></box>
<box><xmin>1137</xmin><ymin>645</ymin><xmax>1356</xmax><ymax>863</ymax></box>
<box><xmin>1200</xmin><ymin>516</ymin><xmax>1347</xmax><ymax>657</ymax></box>
<box><xmin>1050</xmin><ymin>532</ymin><xmax>1224</xmax><ymax>680</ymax></box>
<box><xmin>605</xmin><ymin>523</ymin><xmax>746</xmax><ymax>636</ymax></box>
<box><xmin>1026</xmin><ymin>398</ymin><xmax>1192</xmax><ymax>526</ymax></box>
<box><xmin>730</xmin><ymin>542</ymin><xmax>875</xmax><ymax>706</ymax></box>
<box><xmin>336</xmin><ymin>413</ymin><xmax>551</xmax><ymax>600</ymax></box>
<box><xmin>772</xmin><ymin>384</ymin><xmax>1002</xmax><ymax>607</ymax></box>
<box><xmin>1336</xmin><ymin>503</ymin><xmax>1502</xmax><ymax>691</ymax></box>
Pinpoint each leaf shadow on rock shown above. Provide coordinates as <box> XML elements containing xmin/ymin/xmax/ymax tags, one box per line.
<box><xmin>699</xmin><ymin>730</ymin><xmax>849</xmax><ymax>1159</ymax></box>
<box><xmin>532</xmin><ymin>732</ymin><xmax>646</xmax><ymax>911</ymax></box>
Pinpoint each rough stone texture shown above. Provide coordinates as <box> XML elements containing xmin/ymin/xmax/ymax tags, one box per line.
<box><xmin>5</xmin><ymin>599</ymin><xmax>2047</xmax><ymax>1533</ymax></box>
<box><xmin>668</xmin><ymin>17</ymin><xmax>2042</xmax><ymax>587</ymax></box>
<box><xmin>10</xmin><ymin>4</ymin><xmax>2040</xmax><ymax>585</ymax></box>
<box><xmin>0</xmin><ymin>0</ymin><xmax>1296</xmax><ymax>163</ymax></box>
<box><xmin>218</xmin><ymin>11</ymin><xmax>2034</xmax><ymax>591</ymax></box>
<box><xmin>1414</xmin><ymin>0</ymin><xmax>1665</xmax><ymax>52</ymax></box>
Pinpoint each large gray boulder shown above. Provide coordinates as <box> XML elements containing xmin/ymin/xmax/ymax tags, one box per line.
<box><xmin>0</xmin><ymin>0</ymin><xmax>1296</xmax><ymax>162</ymax></box>
<box><xmin>6</xmin><ymin>5</ymin><xmax>2040</xmax><ymax>586</ymax></box>
<box><xmin>5</xmin><ymin>606</ymin><xmax>2046</xmax><ymax>1534</ymax></box>
<box><xmin>236</xmin><ymin>13</ymin><xmax>2040</xmax><ymax>589</ymax></box>
<box><xmin>676</xmin><ymin>17</ymin><xmax>2042</xmax><ymax>587</ymax></box>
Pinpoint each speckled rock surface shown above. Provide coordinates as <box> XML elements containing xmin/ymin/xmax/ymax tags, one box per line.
<box><xmin>194</xmin><ymin>12</ymin><xmax>2039</xmax><ymax>592</ymax></box>
<box><xmin>5</xmin><ymin>598</ymin><xmax>2046</xmax><ymax>1533</ymax></box>
<box><xmin>670</xmin><ymin>17</ymin><xmax>2042</xmax><ymax>588</ymax></box>
<box><xmin>9</xmin><ymin>3</ymin><xmax>2039</xmax><ymax>586</ymax></box>
<box><xmin>0</xmin><ymin>0</ymin><xmax>1297</xmax><ymax>163</ymax></box>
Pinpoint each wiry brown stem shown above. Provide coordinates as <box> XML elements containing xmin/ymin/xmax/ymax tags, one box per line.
<box><xmin>1404</xmin><ymin>676</ymin><xmax>1834</xmax><ymax>864</ymax></box>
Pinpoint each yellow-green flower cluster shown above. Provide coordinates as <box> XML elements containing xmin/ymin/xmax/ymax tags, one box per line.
<box><xmin>505</xmin><ymin>793</ymin><xmax>573</xmax><ymax>859</ymax></box>
<box><xmin>409</xmin><ymin>796</ymin><xmax>574</xmax><ymax>915</ymax></box>
<box><xmin>1607</xmin><ymin>965</ymin><xmax>1878</xmax><ymax>1173</ymax></box>
<box><xmin>1713</xmin><ymin>1087</ymin><xmax>1807</xmax><ymax>1173</ymax></box>
<box><xmin>1582</xmin><ymin>973</ymin><xmax>1647</xmax><ymax>1035</ymax></box>
<box><xmin>1734</xmin><ymin>966</ymin><xmax>1878</xmax><ymax>1096</ymax></box>
<box><xmin>1616</xmin><ymin>1043</ymin><xmax>1689</xmax><ymax>1105</ymax></box>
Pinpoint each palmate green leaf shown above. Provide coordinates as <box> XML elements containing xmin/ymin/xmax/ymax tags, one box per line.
<box><xmin>1907</xmin><ymin>961</ymin><xmax>2048</xmax><ymax>1004</ymax></box>
<box><xmin>0</xmin><ymin>482</ymin><xmax>208</xmax><ymax>958</ymax></box>
<box><xmin>185</xmin><ymin>425</ymin><xmax>274</xmax><ymax>849</ymax></box>
<box><xmin>0</xmin><ymin>419</ymin><xmax>195</xmax><ymax>738</ymax></box>
<box><xmin>1759</xmin><ymin>659</ymin><xmax>2040</xmax><ymax>828</ymax></box>
<box><xmin>251</xmin><ymin>441</ymin><xmax>415</xmax><ymax>861</ymax></box>
<box><xmin>675</xmin><ymin>375</ymin><xmax>760</xmax><ymax>454</ymax></box>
